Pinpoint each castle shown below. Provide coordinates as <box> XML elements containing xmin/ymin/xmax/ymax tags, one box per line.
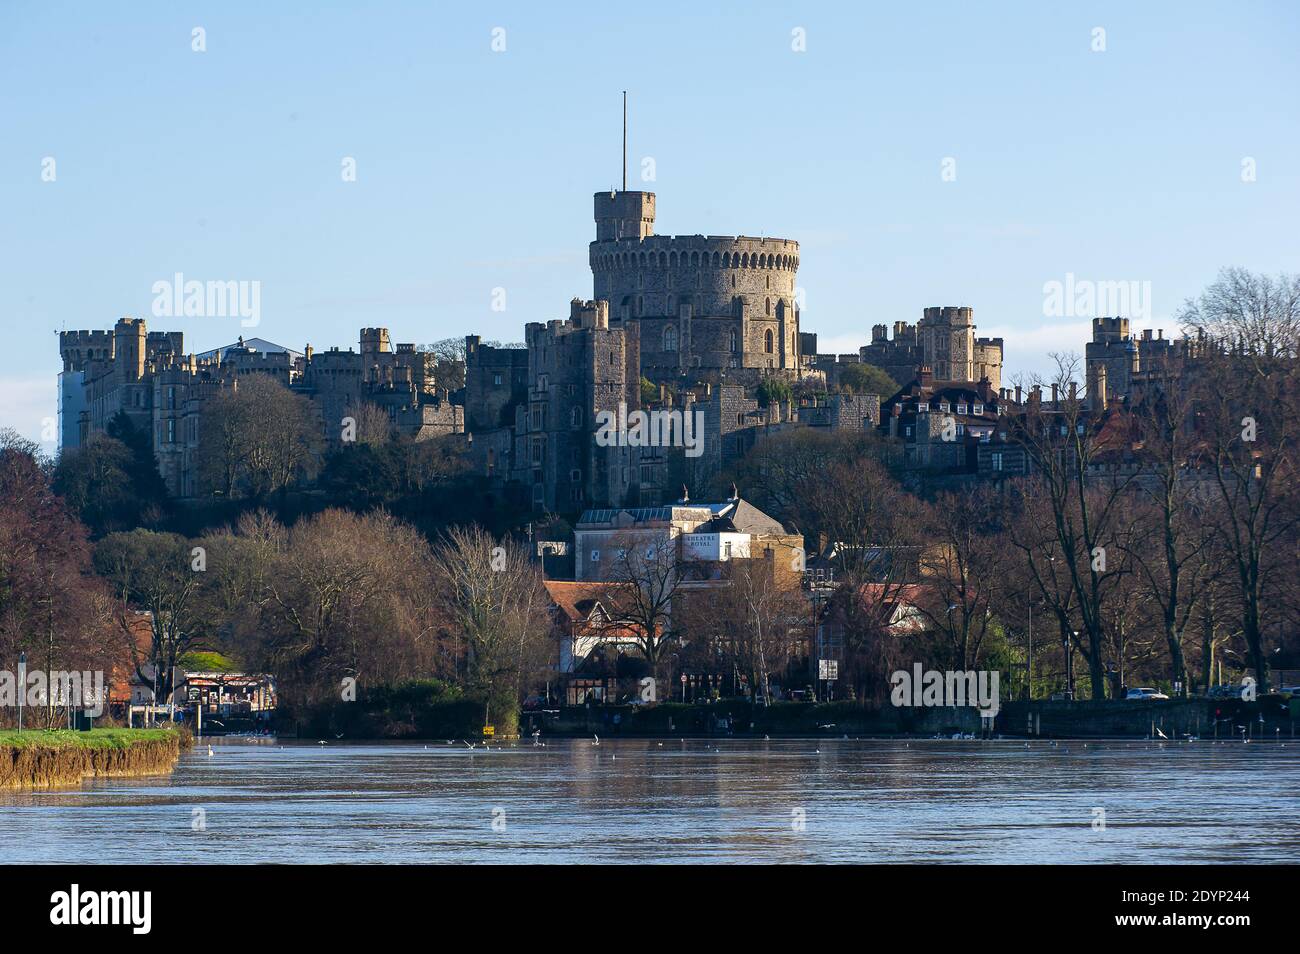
<box><xmin>58</xmin><ymin>186</ymin><xmax>1046</xmax><ymax>511</ymax></box>
<box><xmin>59</xmin><ymin>318</ymin><xmax>462</xmax><ymax>498</ymax></box>
<box><xmin>589</xmin><ymin>191</ymin><xmax>803</xmax><ymax>384</ymax></box>
<box><xmin>858</xmin><ymin>306</ymin><xmax>1003</xmax><ymax>392</ymax></box>
<box><xmin>1084</xmin><ymin>316</ymin><xmax>1190</xmax><ymax>406</ymax></box>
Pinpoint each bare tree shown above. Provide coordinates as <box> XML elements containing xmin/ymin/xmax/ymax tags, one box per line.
<box><xmin>429</xmin><ymin>525</ymin><xmax>550</xmax><ymax>731</ymax></box>
<box><xmin>195</xmin><ymin>376</ymin><xmax>322</xmax><ymax>502</ymax></box>
<box><xmin>915</xmin><ymin>486</ymin><xmax>1008</xmax><ymax>670</ymax></box>
<box><xmin>800</xmin><ymin>455</ymin><xmax>925</xmax><ymax>701</ymax></box>
<box><xmin>93</xmin><ymin>529</ymin><xmax>207</xmax><ymax>705</ymax></box>
<box><xmin>0</xmin><ymin>438</ymin><xmax>123</xmax><ymax>725</ymax></box>
<box><xmin>605</xmin><ymin>530</ymin><xmax>687</xmax><ymax>678</ymax></box>
<box><xmin>1189</xmin><ymin>347</ymin><xmax>1299</xmax><ymax>691</ymax></box>
<box><xmin>691</xmin><ymin>558</ymin><xmax>807</xmax><ymax>704</ymax></box>
<box><xmin>1120</xmin><ymin>380</ymin><xmax>1217</xmax><ymax>694</ymax></box>
<box><xmin>1178</xmin><ymin>267</ymin><xmax>1300</xmax><ymax>360</ymax></box>
<box><xmin>1008</xmin><ymin>354</ymin><xmax>1137</xmax><ymax>699</ymax></box>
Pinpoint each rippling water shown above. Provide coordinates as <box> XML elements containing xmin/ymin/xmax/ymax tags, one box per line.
<box><xmin>3</xmin><ymin>738</ymin><xmax>1296</xmax><ymax>863</ymax></box>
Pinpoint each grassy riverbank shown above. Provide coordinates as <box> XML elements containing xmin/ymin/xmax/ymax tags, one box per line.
<box><xmin>0</xmin><ymin>728</ymin><xmax>193</xmax><ymax>789</ymax></box>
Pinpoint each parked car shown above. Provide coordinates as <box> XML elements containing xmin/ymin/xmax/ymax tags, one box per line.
<box><xmin>1126</xmin><ymin>687</ymin><xmax>1170</xmax><ymax>701</ymax></box>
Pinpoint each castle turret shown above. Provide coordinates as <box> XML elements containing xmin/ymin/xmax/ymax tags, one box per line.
<box><xmin>114</xmin><ymin>317</ymin><xmax>147</xmax><ymax>383</ymax></box>
<box><xmin>594</xmin><ymin>190</ymin><xmax>655</xmax><ymax>242</ymax></box>
<box><xmin>589</xmin><ymin>191</ymin><xmax>799</xmax><ymax>378</ymax></box>
<box><xmin>360</xmin><ymin>327</ymin><xmax>391</xmax><ymax>355</ymax></box>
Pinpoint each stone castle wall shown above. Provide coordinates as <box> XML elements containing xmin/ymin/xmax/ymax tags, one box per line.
<box><xmin>589</xmin><ymin>191</ymin><xmax>801</xmax><ymax>379</ymax></box>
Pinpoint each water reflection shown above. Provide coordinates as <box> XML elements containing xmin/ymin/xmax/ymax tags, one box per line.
<box><xmin>3</xmin><ymin>738</ymin><xmax>1296</xmax><ymax>863</ymax></box>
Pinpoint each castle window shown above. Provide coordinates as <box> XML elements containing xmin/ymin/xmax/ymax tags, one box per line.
<box><xmin>728</xmin><ymin>329</ymin><xmax>738</xmax><ymax>353</ymax></box>
<box><xmin>992</xmin><ymin>452</ymin><xmax>1003</xmax><ymax>471</ymax></box>
<box><xmin>663</xmin><ymin>326</ymin><xmax>678</xmax><ymax>352</ymax></box>
<box><xmin>667</xmin><ymin>296</ymin><xmax>674</xmax><ymax>313</ymax></box>
<box><xmin>637</xmin><ymin>296</ymin><xmax>643</xmax><ymax>316</ymax></box>
<box><xmin>765</xmin><ymin>297</ymin><xmax>771</xmax><ymax>315</ymax></box>
<box><xmin>571</xmin><ymin>406</ymin><xmax>583</xmax><ymax>427</ymax></box>
<box><xmin>737</xmin><ymin>413</ymin><xmax>744</xmax><ymax>425</ymax></box>
<box><xmin>493</xmin><ymin>373</ymin><xmax>502</xmax><ymax>386</ymax></box>
<box><xmin>764</xmin><ymin>330</ymin><xmax>774</xmax><ymax>354</ymax></box>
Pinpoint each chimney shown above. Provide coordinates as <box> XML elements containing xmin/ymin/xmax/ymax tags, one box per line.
<box><xmin>1068</xmin><ymin>381</ymin><xmax>1077</xmax><ymax>401</ymax></box>
<box><xmin>918</xmin><ymin>365</ymin><xmax>933</xmax><ymax>387</ymax></box>
<box><xmin>1014</xmin><ymin>384</ymin><xmax>1023</xmax><ymax>404</ymax></box>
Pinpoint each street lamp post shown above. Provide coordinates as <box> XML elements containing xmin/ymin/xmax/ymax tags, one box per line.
<box><xmin>1026</xmin><ymin>602</ymin><xmax>1033</xmax><ymax>701</ymax></box>
<box><xmin>1066</xmin><ymin>631</ymin><xmax>1078</xmax><ymax>701</ymax></box>
<box><xmin>17</xmin><ymin>651</ymin><xmax>26</xmax><ymax>733</ymax></box>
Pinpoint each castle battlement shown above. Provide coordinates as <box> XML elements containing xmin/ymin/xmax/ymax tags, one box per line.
<box><xmin>588</xmin><ymin>191</ymin><xmax>802</xmax><ymax>380</ymax></box>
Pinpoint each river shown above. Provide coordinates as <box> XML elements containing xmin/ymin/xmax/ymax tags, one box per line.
<box><xmin>2</xmin><ymin>738</ymin><xmax>1296</xmax><ymax>863</ymax></box>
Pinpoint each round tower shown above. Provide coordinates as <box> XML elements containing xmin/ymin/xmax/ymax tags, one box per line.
<box><xmin>589</xmin><ymin>191</ymin><xmax>800</xmax><ymax>378</ymax></box>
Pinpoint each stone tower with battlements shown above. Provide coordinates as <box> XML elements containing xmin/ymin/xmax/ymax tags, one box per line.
<box><xmin>860</xmin><ymin>306</ymin><xmax>1002</xmax><ymax>390</ymax></box>
<box><xmin>589</xmin><ymin>190</ymin><xmax>801</xmax><ymax>382</ymax></box>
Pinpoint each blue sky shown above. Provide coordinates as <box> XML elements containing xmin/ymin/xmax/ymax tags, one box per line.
<box><xmin>2</xmin><ymin>0</ymin><xmax>1297</xmax><ymax>448</ymax></box>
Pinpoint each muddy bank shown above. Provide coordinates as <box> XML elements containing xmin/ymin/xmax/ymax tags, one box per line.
<box><xmin>0</xmin><ymin>729</ymin><xmax>192</xmax><ymax>790</ymax></box>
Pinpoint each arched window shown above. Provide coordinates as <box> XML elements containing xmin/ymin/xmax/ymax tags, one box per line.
<box><xmin>664</xmin><ymin>326</ymin><xmax>678</xmax><ymax>352</ymax></box>
<box><xmin>764</xmin><ymin>329</ymin><xmax>774</xmax><ymax>354</ymax></box>
<box><xmin>765</xmin><ymin>297</ymin><xmax>771</xmax><ymax>315</ymax></box>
